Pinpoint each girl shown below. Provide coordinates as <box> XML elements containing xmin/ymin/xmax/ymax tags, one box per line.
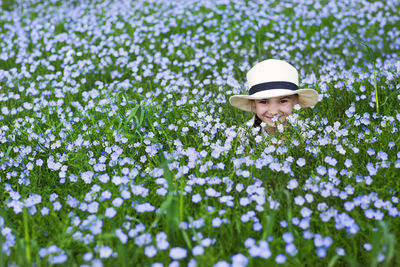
<box><xmin>229</xmin><ymin>59</ymin><xmax>319</xmax><ymax>147</ymax></box>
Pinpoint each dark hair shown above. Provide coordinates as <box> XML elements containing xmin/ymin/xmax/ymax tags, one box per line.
<box><xmin>252</xmin><ymin>115</ymin><xmax>263</xmax><ymax>135</ymax></box>
<box><xmin>253</xmin><ymin>114</ymin><xmax>263</xmax><ymax>128</ymax></box>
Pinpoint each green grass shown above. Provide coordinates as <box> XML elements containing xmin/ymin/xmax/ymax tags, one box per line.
<box><xmin>0</xmin><ymin>0</ymin><xmax>399</xmax><ymax>266</ymax></box>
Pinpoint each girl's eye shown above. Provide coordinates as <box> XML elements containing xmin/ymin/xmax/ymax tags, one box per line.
<box><xmin>259</xmin><ymin>100</ymin><xmax>268</xmax><ymax>104</ymax></box>
<box><xmin>280</xmin><ymin>99</ymin><xmax>288</xmax><ymax>103</ymax></box>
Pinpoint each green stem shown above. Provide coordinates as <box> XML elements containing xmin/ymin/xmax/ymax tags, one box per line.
<box><xmin>23</xmin><ymin>208</ymin><xmax>31</xmax><ymax>265</ymax></box>
<box><xmin>179</xmin><ymin>178</ymin><xmax>184</xmax><ymax>221</ymax></box>
<box><xmin>373</xmin><ymin>63</ymin><xmax>379</xmax><ymax>114</ymax></box>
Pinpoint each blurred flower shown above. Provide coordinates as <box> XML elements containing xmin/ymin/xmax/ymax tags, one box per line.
<box><xmin>287</xmin><ymin>179</ymin><xmax>298</xmax><ymax>190</ymax></box>
<box><xmin>231</xmin><ymin>253</ymin><xmax>248</xmax><ymax>267</ymax></box>
<box><xmin>145</xmin><ymin>245</ymin><xmax>157</xmax><ymax>257</ymax></box>
<box><xmin>275</xmin><ymin>254</ymin><xmax>286</xmax><ymax>264</ymax></box>
<box><xmin>99</xmin><ymin>246</ymin><xmax>113</xmax><ymax>258</ymax></box>
<box><xmin>363</xmin><ymin>243</ymin><xmax>372</xmax><ymax>251</ymax></box>
<box><xmin>192</xmin><ymin>245</ymin><xmax>204</xmax><ymax>256</ymax></box>
<box><xmin>169</xmin><ymin>247</ymin><xmax>187</xmax><ymax>260</ymax></box>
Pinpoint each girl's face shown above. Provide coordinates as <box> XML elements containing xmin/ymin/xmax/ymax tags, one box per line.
<box><xmin>252</xmin><ymin>95</ymin><xmax>298</xmax><ymax>128</ymax></box>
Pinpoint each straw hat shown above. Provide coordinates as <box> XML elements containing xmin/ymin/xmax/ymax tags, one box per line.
<box><xmin>229</xmin><ymin>59</ymin><xmax>319</xmax><ymax>112</ymax></box>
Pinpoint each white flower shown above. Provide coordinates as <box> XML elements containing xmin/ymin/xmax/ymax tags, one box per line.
<box><xmin>169</xmin><ymin>247</ymin><xmax>187</xmax><ymax>260</ymax></box>
<box><xmin>282</xmin><ymin>232</ymin><xmax>294</xmax><ymax>243</ymax></box>
<box><xmin>81</xmin><ymin>171</ymin><xmax>94</xmax><ymax>184</ymax></box>
<box><xmin>211</xmin><ymin>217</ymin><xmax>222</xmax><ymax>227</ymax></box>
<box><xmin>214</xmin><ymin>261</ymin><xmax>230</xmax><ymax>267</ymax></box>
<box><xmin>296</xmin><ymin>158</ymin><xmax>306</xmax><ymax>167</ymax></box>
<box><xmin>116</xmin><ymin>229</ymin><xmax>127</xmax><ymax>244</ymax></box>
<box><xmin>305</xmin><ymin>194</ymin><xmax>314</xmax><ymax>203</ymax></box>
<box><xmin>255</xmin><ymin>135</ymin><xmax>263</xmax><ymax>143</ymax></box>
<box><xmin>83</xmin><ymin>252</ymin><xmax>93</xmax><ymax>261</ymax></box>
<box><xmin>87</xmin><ymin>202</ymin><xmax>98</xmax><ymax>213</ymax></box>
<box><xmin>99</xmin><ymin>246</ymin><xmax>112</xmax><ymax>258</ymax></box>
<box><xmin>286</xmin><ymin>113</ymin><xmax>299</xmax><ymax>124</ymax></box>
<box><xmin>145</xmin><ymin>245</ymin><xmax>157</xmax><ymax>257</ymax></box>
<box><xmin>192</xmin><ymin>245</ymin><xmax>204</xmax><ymax>256</ymax></box>
<box><xmin>287</xmin><ymin>179</ymin><xmax>298</xmax><ymax>190</ymax></box>
<box><xmin>135</xmin><ymin>233</ymin><xmax>152</xmax><ymax>246</ymax></box>
<box><xmin>300</xmin><ymin>207</ymin><xmax>313</xmax><ymax>217</ymax></box>
<box><xmin>41</xmin><ymin>207</ymin><xmax>49</xmax><ymax>216</ymax></box>
<box><xmin>285</xmin><ymin>243</ymin><xmax>298</xmax><ymax>256</ymax></box>
<box><xmin>135</xmin><ymin>203</ymin><xmax>155</xmax><ymax>213</ymax></box>
<box><xmin>105</xmin><ymin>207</ymin><xmax>116</xmax><ymax>218</ymax></box>
<box><xmin>271</xmin><ymin>116</ymin><xmax>279</xmax><ymax>122</ymax></box>
<box><xmin>363</xmin><ymin>243</ymin><xmax>372</xmax><ymax>251</ymax></box>
<box><xmin>98</xmin><ymin>173</ymin><xmax>110</xmax><ymax>183</ymax></box>
<box><xmin>275</xmin><ymin>254</ymin><xmax>286</xmax><ymax>264</ymax></box>
<box><xmin>53</xmin><ymin>201</ymin><xmax>62</xmax><ymax>211</ymax></box>
<box><xmin>231</xmin><ymin>253</ymin><xmax>248</xmax><ymax>267</ymax></box>
<box><xmin>192</xmin><ymin>193</ymin><xmax>202</xmax><ymax>203</ymax></box>
<box><xmin>112</xmin><ymin>197</ymin><xmax>123</xmax><ymax>207</ymax></box>
<box><xmin>157</xmin><ymin>240</ymin><xmax>169</xmax><ymax>250</ymax></box>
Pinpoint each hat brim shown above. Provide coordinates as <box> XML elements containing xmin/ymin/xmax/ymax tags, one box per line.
<box><xmin>229</xmin><ymin>89</ymin><xmax>319</xmax><ymax>112</ymax></box>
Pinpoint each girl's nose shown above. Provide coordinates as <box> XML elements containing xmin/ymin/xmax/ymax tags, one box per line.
<box><xmin>267</xmin><ymin>104</ymin><xmax>279</xmax><ymax>116</ymax></box>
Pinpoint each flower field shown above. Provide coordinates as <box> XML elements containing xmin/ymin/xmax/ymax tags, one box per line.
<box><xmin>0</xmin><ymin>0</ymin><xmax>400</xmax><ymax>265</ymax></box>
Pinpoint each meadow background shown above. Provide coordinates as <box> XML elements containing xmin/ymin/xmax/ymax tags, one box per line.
<box><xmin>0</xmin><ymin>0</ymin><xmax>399</xmax><ymax>266</ymax></box>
